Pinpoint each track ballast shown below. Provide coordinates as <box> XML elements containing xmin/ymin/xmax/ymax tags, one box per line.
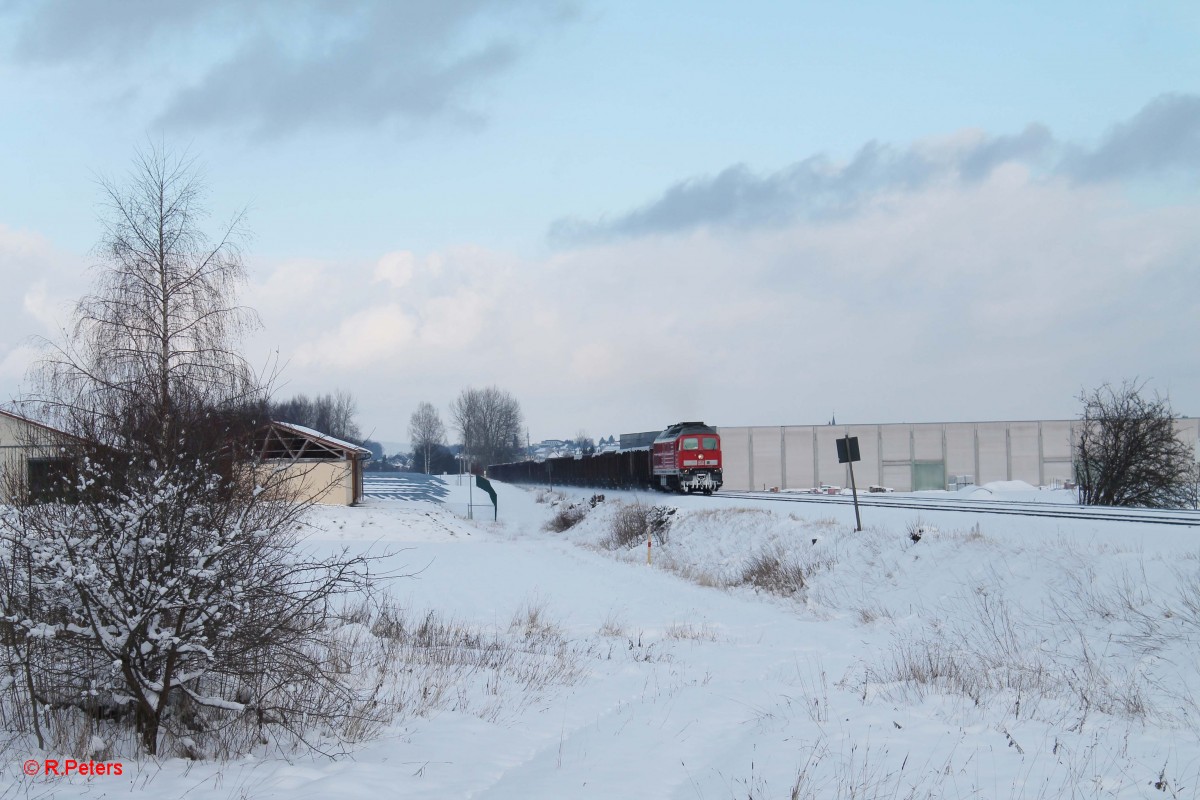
<box><xmin>710</xmin><ymin>490</ymin><xmax>1200</xmax><ymax>527</ymax></box>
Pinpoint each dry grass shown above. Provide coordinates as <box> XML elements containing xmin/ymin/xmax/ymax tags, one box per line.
<box><xmin>905</xmin><ymin>516</ymin><xmax>934</xmax><ymax>542</ymax></box>
<box><xmin>736</xmin><ymin>544</ymin><xmax>837</xmax><ymax>597</ymax></box>
<box><xmin>664</xmin><ymin>621</ymin><xmax>719</xmax><ymax>641</ymax></box>
<box><xmin>855</xmin><ymin>602</ymin><xmax>893</xmax><ymax>626</ymax></box>
<box><xmin>509</xmin><ymin>597</ymin><xmax>564</xmax><ymax>643</ymax></box>
<box><xmin>0</xmin><ymin>595</ymin><xmax>586</xmax><ymax>761</ymax></box>
<box><xmin>739</xmin><ymin>546</ymin><xmax>810</xmax><ymax>595</ymax></box>
<box><xmin>606</xmin><ymin>502</ymin><xmax>674</xmax><ymax>549</ymax></box>
<box><xmin>861</xmin><ymin>562</ymin><xmax>1196</xmax><ymax>733</ymax></box>
<box><xmin>597</xmin><ymin>612</ymin><xmax>626</xmax><ymax>638</ymax></box>
<box><xmin>545</xmin><ymin>503</ymin><xmax>588</xmax><ymax>532</ymax></box>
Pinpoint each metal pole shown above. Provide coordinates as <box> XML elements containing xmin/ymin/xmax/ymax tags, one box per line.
<box><xmin>847</xmin><ymin>442</ymin><xmax>862</xmax><ymax>532</ymax></box>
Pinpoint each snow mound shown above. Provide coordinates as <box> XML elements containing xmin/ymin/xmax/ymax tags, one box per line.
<box><xmin>980</xmin><ymin>479</ymin><xmax>1038</xmax><ymax>493</ymax></box>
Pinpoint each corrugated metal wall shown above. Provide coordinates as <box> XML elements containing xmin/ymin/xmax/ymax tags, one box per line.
<box><xmin>716</xmin><ymin>418</ymin><xmax>1200</xmax><ymax>492</ymax></box>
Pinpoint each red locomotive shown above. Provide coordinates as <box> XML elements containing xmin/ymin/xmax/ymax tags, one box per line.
<box><xmin>651</xmin><ymin>422</ymin><xmax>723</xmax><ymax>494</ymax></box>
<box><xmin>485</xmin><ymin>421</ymin><xmax>723</xmax><ymax>494</ymax></box>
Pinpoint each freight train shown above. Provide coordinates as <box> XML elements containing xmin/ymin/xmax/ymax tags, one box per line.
<box><xmin>487</xmin><ymin>421</ymin><xmax>723</xmax><ymax>494</ymax></box>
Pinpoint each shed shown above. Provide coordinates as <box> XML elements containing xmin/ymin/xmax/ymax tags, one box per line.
<box><xmin>257</xmin><ymin>421</ymin><xmax>372</xmax><ymax>506</ymax></box>
<box><xmin>0</xmin><ymin>409</ymin><xmax>78</xmax><ymax>503</ymax></box>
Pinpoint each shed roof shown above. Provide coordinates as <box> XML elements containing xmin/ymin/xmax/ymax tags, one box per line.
<box><xmin>0</xmin><ymin>407</ymin><xmax>83</xmax><ymax>442</ymax></box>
<box><xmin>262</xmin><ymin>421</ymin><xmax>372</xmax><ymax>461</ymax></box>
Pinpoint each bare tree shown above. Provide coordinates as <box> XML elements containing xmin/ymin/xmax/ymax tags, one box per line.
<box><xmin>1074</xmin><ymin>380</ymin><xmax>1198</xmax><ymax>508</ymax></box>
<box><xmin>270</xmin><ymin>390</ymin><xmax>363</xmax><ymax>442</ymax></box>
<box><xmin>408</xmin><ymin>401</ymin><xmax>446</xmax><ymax>474</ymax></box>
<box><xmin>450</xmin><ymin>386</ymin><xmax>524</xmax><ymax>469</ymax></box>
<box><xmin>574</xmin><ymin>430</ymin><xmax>595</xmax><ymax>456</ymax></box>
<box><xmin>1</xmin><ymin>144</ymin><xmax>373</xmax><ymax>757</ymax></box>
<box><xmin>34</xmin><ymin>146</ymin><xmax>258</xmax><ymax>457</ymax></box>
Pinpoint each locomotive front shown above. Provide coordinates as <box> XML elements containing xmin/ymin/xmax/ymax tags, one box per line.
<box><xmin>651</xmin><ymin>422</ymin><xmax>723</xmax><ymax>494</ymax></box>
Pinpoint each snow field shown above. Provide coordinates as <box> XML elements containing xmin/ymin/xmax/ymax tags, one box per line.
<box><xmin>7</xmin><ymin>478</ymin><xmax>1200</xmax><ymax>798</ymax></box>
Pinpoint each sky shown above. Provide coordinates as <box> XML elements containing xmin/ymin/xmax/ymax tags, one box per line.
<box><xmin>1</xmin><ymin>0</ymin><xmax>1198</xmax><ymax>445</ymax></box>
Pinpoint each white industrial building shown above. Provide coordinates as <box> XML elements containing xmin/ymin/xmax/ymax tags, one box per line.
<box><xmin>716</xmin><ymin>419</ymin><xmax>1200</xmax><ymax>493</ymax></box>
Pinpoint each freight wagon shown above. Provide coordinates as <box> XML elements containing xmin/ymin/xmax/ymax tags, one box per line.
<box><xmin>487</xmin><ymin>421</ymin><xmax>723</xmax><ymax>494</ymax></box>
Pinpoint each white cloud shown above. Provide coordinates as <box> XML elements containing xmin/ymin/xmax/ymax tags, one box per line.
<box><xmin>0</xmin><ymin>225</ymin><xmax>83</xmax><ymax>394</ymax></box>
<box><xmin>252</xmin><ymin>165</ymin><xmax>1199</xmax><ymax>440</ymax></box>
<box><xmin>372</xmin><ymin>251</ymin><xmax>418</xmax><ymax>289</ymax></box>
<box><xmin>420</xmin><ymin>290</ymin><xmax>492</xmax><ymax>350</ymax></box>
<box><xmin>295</xmin><ymin>303</ymin><xmax>417</xmax><ymax>371</ymax></box>
<box><xmin>0</xmin><ymin>343</ymin><xmax>42</xmax><ymax>384</ymax></box>
<box><xmin>22</xmin><ymin>281</ymin><xmax>60</xmax><ymax>330</ymax></box>
<box><xmin>244</xmin><ymin>259</ymin><xmax>333</xmax><ymax>316</ymax></box>
<box><xmin>11</xmin><ymin>165</ymin><xmax>1193</xmax><ymax>443</ymax></box>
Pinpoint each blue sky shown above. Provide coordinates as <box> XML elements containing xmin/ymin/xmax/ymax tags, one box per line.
<box><xmin>1</xmin><ymin>1</ymin><xmax>1198</xmax><ymax>444</ymax></box>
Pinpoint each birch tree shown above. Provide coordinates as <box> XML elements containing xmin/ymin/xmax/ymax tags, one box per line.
<box><xmin>408</xmin><ymin>401</ymin><xmax>446</xmax><ymax>474</ymax></box>
<box><xmin>0</xmin><ymin>145</ymin><xmax>372</xmax><ymax>757</ymax></box>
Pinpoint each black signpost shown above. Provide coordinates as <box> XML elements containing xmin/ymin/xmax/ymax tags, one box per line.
<box><xmin>836</xmin><ymin>435</ymin><xmax>862</xmax><ymax>532</ymax></box>
<box><xmin>476</xmin><ymin>474</ymin><xmax>497</xmax><ymax>521</ymax></box>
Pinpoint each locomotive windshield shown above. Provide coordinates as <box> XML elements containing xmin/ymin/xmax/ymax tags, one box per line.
<box><xmin>702</xmin><ymin>436</ymin><xmax>718</xmax><ymax>449</ymax></box>
<box><xmin>682</xmin><ymin>437</ymin><xmax>699</xmax><ymax>450</ymax></box>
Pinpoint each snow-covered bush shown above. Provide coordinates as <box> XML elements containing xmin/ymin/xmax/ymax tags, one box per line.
<box><xmin>545</xmin><ymin>502</ymin><xmax>588</xmax><ymax>532</ymax></box>
<box><xmin>0</xmin><ymin>453</ymin><xmax>372</xmax><ymax>757</ymax></box>
<box><xmin>607</xmin><ymin>502</ymin><xmax>674</xmax><ymax>549</ymax></box>
<box><xmin>0</xmin><ymin>145</ymin><xmax>378</xmax><ymax>758</ymax></box>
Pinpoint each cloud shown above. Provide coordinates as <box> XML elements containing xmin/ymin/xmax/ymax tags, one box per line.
<box><xmin>958</xmin><ymin>124</ymin><xmax>1054</xmax><ymax>181</ymax></box>
<box><xmin>1</xmin><ymin>0</ymin><xmax>573</xmax><ymax>137</ymax></box>
<box><xmin>373</xmin><ymin>251</ymin><xmax>420</xmax><ymax>289</ymax></box>
<box><xmin>295</xmin><ymin>303</ymin><xmax>417</xmax><ymax>370</ymax></box>
<box><xmin>1062</xmin><ymin>93</ymin><xmax>1200</xmax><ymax>181</ymax></box>
<box><xmin>4</xmin><ymin>0</ymin><xmax>215</xmax><ymax>65</ymax></box>
<box><xmin>548</xmin><ymin>145</ymin><xmax>951</xmax><ymax>244</ymax></box>
<box><xmin>0</xmin><ymin>224</ymin><xmax>84</xmax><ymax>392</ymax></box>
<box><xmin>550</xmin><ymin>95</ymin><xmax>1200</xmax><ymax>244</ymax></box>
<box><xmin>242</xmin><ymin>154</ymin><xmax>1199</xmax><ymax>441</ymax></box>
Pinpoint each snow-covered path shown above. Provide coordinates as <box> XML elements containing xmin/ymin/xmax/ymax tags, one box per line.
<box><xmin>297</xmin><ymin>487</ymin><xmax>864</xmax><ymax>799</ymax></box>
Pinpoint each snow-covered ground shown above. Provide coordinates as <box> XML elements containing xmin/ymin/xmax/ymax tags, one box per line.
<box><xmin>8</xmin><ymin>479</ymin><xmax>1200</xmax><ymax>798</ymax></box>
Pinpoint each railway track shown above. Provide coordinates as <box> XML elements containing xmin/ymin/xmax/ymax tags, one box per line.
<box><xmin>711</xmin><ymin>490</ymin><xmax>1200</xmax><ymax>527</ymax></box>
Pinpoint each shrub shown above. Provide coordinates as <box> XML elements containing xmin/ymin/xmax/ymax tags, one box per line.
<box><xmin>545</xmin><ymin>503</ymin><xmax>588</xmax><ymax>532</ymax></box>
<box><xmin>608</xmin><ymin>503</ymin><xmax>675</xmax><ymax>549</ymax></box>
<box><xmin>907</xmin><ymin>516</ymin><xmax>936</xmax><ymax>542</ymax></box>
<box><xmin>738</xmin><ymin>545</ymin><xmax>809</xmax><ymax>595</ymax></box>
<box><xmin>1075</xmin><ymin>380</ymin><xmax>1198</xmax><ymax>508</ymax></box>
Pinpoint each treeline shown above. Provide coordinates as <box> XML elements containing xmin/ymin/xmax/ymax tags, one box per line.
<box><xmin>269</xmin><ymin>391</ymin><xmax>362</xmax><ymax>443</ymax></box>
<box><xmin>267</xmin><ymin>391</ymin><xmax>383</xmax><ymax>460</ymax></box>
<box><xmin>263</xmin><ymin>385</ymin><xmax>525</xmax><ymax>474</ymax></box>
<box><xmin>408</xmin><ymin>386</ymin><xmax>524</xmax><ymax>474</ymax></box>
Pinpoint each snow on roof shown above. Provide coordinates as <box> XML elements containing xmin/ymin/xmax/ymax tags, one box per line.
<box><xmin>0</xmin><ymin>407</ymin><xmax>85</xmax><ymax>442</ymax></box>
<box><xmin>270</xmin><ymin>421</ymin><xmax>372</xmax><ymax>457</ymax></box>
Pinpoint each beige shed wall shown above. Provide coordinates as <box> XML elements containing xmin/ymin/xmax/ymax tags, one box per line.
<box><xmin>0</xmin><ymin>413</ymin><xmax>66</xmax><ymax>503</ymax></box>
<box><xmin>268</xmin><ymin>460</ymin><xmax>357</xmax><ymax>506</ymax></box>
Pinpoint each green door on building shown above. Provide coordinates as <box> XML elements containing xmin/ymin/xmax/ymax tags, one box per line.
<box><xmin>912</xmin><ymin>461</ymin><xmax>946</xmax><ymax>491</ymax></box>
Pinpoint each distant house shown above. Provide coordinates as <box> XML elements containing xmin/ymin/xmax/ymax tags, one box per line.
<box><xmin>257</xmin><ymin>421</ymin><xmax>372</xmax><ymax>506</ymax></box>
<box><xmin>0</xmin><ymin>409</ymin><xmax>78</xmax><ymax>503</ymax></box>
